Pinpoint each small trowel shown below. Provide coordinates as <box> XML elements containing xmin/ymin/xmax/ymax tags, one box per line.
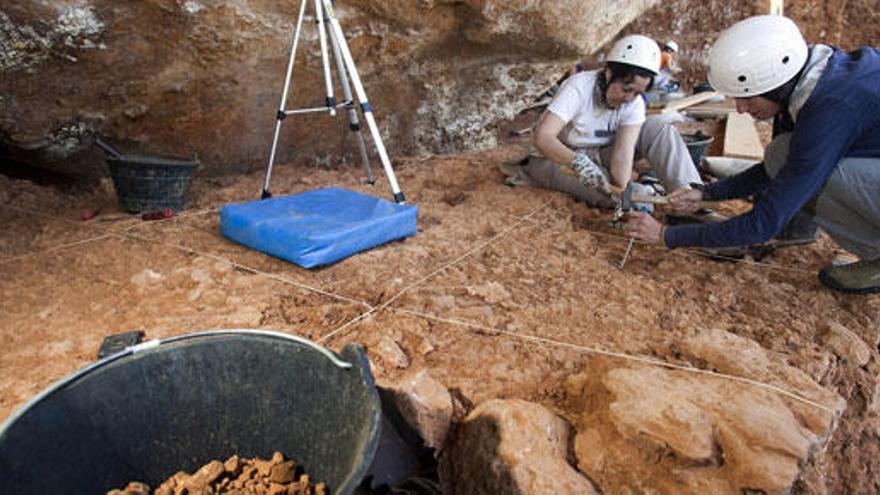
<box><xmin>617</xmin><ymin>182</ymin><xmax>637</xmax><ymax>269</ymax></box>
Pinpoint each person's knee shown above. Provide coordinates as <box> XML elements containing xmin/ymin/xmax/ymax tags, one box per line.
<box><xmin>763</xmin><ymin>133</ymin><xmax>792</xmax><ymax>178</ymax></box>
<box><xmin>636</xmin><ymin>116</ymin><xmax>673</xmax><ymax>156</ymax></box>
<box><xmin>640</xmin><ymin>115</ymin><xmax>668</xmax><ymax>141</ymax></box>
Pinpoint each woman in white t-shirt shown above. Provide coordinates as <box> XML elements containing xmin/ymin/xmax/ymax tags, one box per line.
<box><xmin>513</xmin><ymin>35</ymin><xmax>703</xmax><ymax>209</ymax></box>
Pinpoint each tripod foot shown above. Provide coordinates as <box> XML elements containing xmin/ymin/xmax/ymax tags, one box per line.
<box><xmin>261</xmin><ymin>189</ymin><xmax>273</xmax><ymax>200</ymax></box>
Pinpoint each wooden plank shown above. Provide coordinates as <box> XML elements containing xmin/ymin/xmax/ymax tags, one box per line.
<box><xmin>766</xmin><ymin>0</ymin><xmax>784</xmax><ymax>15</ymax></box>
<box><xmin>682</xmin><ymin>106</ymin><xmax>736</xmax><ymax>119</ymax></box>
<box><xmin>660</xmin><ymin>91</ymin><xmax>721</xmax><ymax>114</ymax></box>
<box><xmin>723</xmin><ymin>112</ymin><xmax>764</xmax><ymax>160</ymax></box>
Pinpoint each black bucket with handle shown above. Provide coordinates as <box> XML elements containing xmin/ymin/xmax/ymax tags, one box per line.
<box><xmin>682</xmin><ymin>131</ymin><xmax>715</xmax><ymax>168</ymax></box>
<box><xmin>0</xmin><ymin>331</ymin><xmax>382</xmax><ymax>495</ymax></box>
<box><xmin>95</xmin><ymin>138</ymin><xmax>198</xmax><ymax>213</ymax></box>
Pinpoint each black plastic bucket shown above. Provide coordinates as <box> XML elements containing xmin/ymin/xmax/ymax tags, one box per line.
<box><xmin>0</xmin><ymin>331</ymin><xmax>382</xmax><ymax>495</ymax></box>
<box><xmin>682</xmin><ymin>132</ymin><xmax>715</xmax><ymax>168</ymax></box>
<box><xmin>107</xmin><ymin>154</ymin><xmax>198</xmax><ymax>213</ymax></box>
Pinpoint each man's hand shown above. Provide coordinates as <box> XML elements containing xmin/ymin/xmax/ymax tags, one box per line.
<box><xmin>668</xmin><ymin>187</ymin><xmax>704</xmax><ymax>214</ymax></box>
<box><xmin>625</xmin><ymin>211</ymin><xmax>664</xmax><ymax>245</ymax></box>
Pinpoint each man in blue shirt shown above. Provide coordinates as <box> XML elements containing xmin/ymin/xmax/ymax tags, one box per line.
<box><xmin>626</xmin><ymin>15</ymin><xmax>880</xmax><ymax>294</ymax></box>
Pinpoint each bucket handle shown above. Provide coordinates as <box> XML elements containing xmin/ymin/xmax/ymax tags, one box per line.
<box><xmin>94</xmin><ymin>137</ymin><xmax>124</xmax><ymax>160</ymax></box>
<box><xmin>153</xmin><ymin>329</ymin><xmax>353</xmax><ymax>368</ymax></box>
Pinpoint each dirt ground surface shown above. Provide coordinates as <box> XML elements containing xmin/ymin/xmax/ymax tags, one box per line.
<box><xmin>2</xmin><ymin>123</ymin><xmax>879</xmax><ymax>492</ymax></box>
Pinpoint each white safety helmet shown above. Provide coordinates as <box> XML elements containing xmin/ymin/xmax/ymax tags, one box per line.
<box><xmin>663</xmin><ymin>40</ymin><xmax>679</xmax><ymax>53</ymax></box>
<box><xmin>708</xmin><ymin>15</ymin><xmax>808</xmax><ymax>97</ymax></box>
<box><xmin>606</xmin><ymin>35</ymin><xmax>661</xmax><ymax>75</ymax></box>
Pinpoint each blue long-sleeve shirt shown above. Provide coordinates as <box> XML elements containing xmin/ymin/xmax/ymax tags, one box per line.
<box><xmin>665</xmin><ymin>47</ymin><xmax>880</xmax><ymax>248</ymax></box>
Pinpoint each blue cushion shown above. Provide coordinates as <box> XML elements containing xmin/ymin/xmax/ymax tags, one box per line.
<box><xmin>220</xmin><ymin>188</ymin><xmax>418</xmax><ymax>268</ymax></box>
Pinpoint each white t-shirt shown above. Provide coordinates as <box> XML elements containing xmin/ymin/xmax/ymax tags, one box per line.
<box><xmin>547</xmin><ymin>70</ymin><xmax>646</xmax><ymax>149</ymax></box>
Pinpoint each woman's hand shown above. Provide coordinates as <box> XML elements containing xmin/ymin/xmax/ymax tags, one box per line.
<box><xmin>625</xmin><ymin>211</ymin><xmax>664</xmax><ymax>245</ymax></box>
<box><xmin>668</xmin><ymin>187</ymin><xmax>704</xmax><ymax>214</ymax></box>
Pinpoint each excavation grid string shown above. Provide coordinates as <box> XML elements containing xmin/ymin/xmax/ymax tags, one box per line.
<box><xmin>118</xmin><ymin>231</ymin><xmax>372</xmax><ymax>309</ymax></box>
<box><xmin>391</xmin><ymin>307</ymin><xmax>837</xmax><ymax>414</ymax></box>
<box><xmin>317</xmin><ymin>199</ymin><xmax>554</xmax><ymax>343</ymax></box>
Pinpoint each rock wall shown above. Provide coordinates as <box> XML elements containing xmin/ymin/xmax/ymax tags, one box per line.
<box><xmin>2</xmin><ymin>0</ymin><xmax>877</xmax><ymax>177</ymax></box>
<box><xmin>0</xmin><ymin>0</ymin><xmax>658</xmax><ymax>176</ymax></box>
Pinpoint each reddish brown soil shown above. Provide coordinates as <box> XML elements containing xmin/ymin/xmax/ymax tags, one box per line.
<box><xmin>107</xmin><ymin>452</ymin><xmax>324</xmax><ymax>495</ymax></box>
<box><xmin>1</xmin><ymin>136</ymin><xmax>878</xmax><ymax>493</ymax></box>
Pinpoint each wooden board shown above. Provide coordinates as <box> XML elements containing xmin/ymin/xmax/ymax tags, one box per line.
<box><xmin>723</xmin><ymin>112</ymin><xmax>764</xmax><ymax>160</ymax></box>
<box><xmin>682</xmin><ymin>105</ymin><xmax>736</xmax><ymax>119</ymax></box>
<box><xmin>764</xmin><ymin>0</ymin><xmax>784</xmax><ymax>15</ymax></box>
<box><xmin>660</xmin><ymin>91</ymin><xmax>721</xmax><ymax>114</ymax></box>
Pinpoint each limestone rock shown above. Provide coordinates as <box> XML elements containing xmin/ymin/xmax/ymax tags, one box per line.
<box><xmin>381</xmin><ymin>368</ymin><xmax>453</xmax><ymax>450</ymax></box>
<box><xmin>374</xmin><ymin>336</ymin><xmax>410</xmax><ymax>369</ymax></box>
<box><xmin>566</xmin><ymin>328</ymin><xmax>847</xmax><ymax>494</ymax></box>
<box><xmin>678</xmin><ymin>328</ymin><xmax>847</xmax><ymax>434</ymax></box>
<box><xmin>441</xmin><ymin>399</ymin><xmax>598</xmax><ymax>494</ymax></box>
<box><xmin>602</xmin><ymin>366</ymin><xmax>814</xmax><ymax>493</ymax></box>
<box><xmin>820</xmin><ymin>321</ymin><xmax>872</xmax><ymax>367</ymax></box>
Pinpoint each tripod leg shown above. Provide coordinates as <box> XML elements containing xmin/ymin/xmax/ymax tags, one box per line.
<box><xmin>324</xmin><ymin>3</ymin><xmax>374</xmax><ymax>184</ymax></box>
<box><xmin>314</xmin><ymin>0</ymin><xmax>336</xmax><ymax>116</ymax></box>
<box><xmin>321</xmin><ymin>0</ymin><xmax>405</xmax><ymax>204</ymax></box>
<box><xmin>263</xmin><ymin>0</ymin><xmax>309</xmax><ymax>199</ymax></box>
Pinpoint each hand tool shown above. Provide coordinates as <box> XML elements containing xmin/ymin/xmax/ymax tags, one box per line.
<box><xmin>617</xmin><ymin>182</ymin><xmax>637</xmax><ymax>269</ymax></box>
<box><xmin>626</xmin><ymin>192</ymin><xmax>724</xmax><ymax>208</ymax></box>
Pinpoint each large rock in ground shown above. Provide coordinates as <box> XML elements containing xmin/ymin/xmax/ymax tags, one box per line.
<box><xmin>380</xmin><ymin>368</ymin><xmax>453</xmax><ymax>451</ymax></box>
<box><xmin>566</xmin><ymin>328</ymin><xmax>846</xmax><ymax>494</ymax></box>
<box><xmin>441</xmin><ymin>398</ymin><xmax>598</xmax><ymax>494</ymax></box>
<box><xmin>1</xmin><ymin>1</ymin><xmax>658</xmax><ymax>176</ymax></box>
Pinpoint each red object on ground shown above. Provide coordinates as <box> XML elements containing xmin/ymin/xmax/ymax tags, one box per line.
<box><xmin>141</xmin><ymin>209</ymin><xmax>175</xmax><ymax>221</ymax></box>
<box><xmin>81</xmin><ymin>210</ymin><xmax>97</xmax><ymax>221</ymax></box>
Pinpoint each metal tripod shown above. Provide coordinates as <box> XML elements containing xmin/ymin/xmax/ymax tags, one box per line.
<box><xmin>261</xmin><ymin>0</ymin><xmax>405</xmax><ymax>204</ymax></box>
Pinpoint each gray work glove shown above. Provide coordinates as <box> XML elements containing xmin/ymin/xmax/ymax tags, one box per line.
<box><xmin>570</xmin><ymin>151</ymin><xmax>609</xmax><ymax>191</ymax></box>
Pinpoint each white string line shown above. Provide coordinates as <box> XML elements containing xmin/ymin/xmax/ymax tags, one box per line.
<box><xmin>318</xmin><ymin>200</ymin><xmax>554</xmax><ymax>343</ymax></box>
<box><xmin>114</xmin><ymin>231</ymin><xmax>373</xmax><ymax>309</ymax></box>
<box><xmin>0</xmin><ymin>234</ymin><xmax>114</xmax><ymax>265</ymax></box>
<box><xmin>392</xmin><ymin>307</ymin><xmax>837</xmax><ymax>414</ymax></box>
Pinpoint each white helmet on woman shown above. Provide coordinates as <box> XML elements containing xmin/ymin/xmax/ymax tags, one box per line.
<box><xmin>664</xmin><ymin>40</ymin><xmax>679</xmax><ymax>53</ymax></box>
<box><xmin>607</xmin><ymin>35</ymin><xmax>661</xmax><ymax>75</ymax></box>
<box><xmin>708</xmin><ymin>15</ymin><xmax>808</xmax><ymax>97</ymax></box>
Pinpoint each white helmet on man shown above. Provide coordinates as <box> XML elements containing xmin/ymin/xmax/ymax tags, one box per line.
<box><xmin>607</xmin><ymin>35</ymin><xmax>661</xmax><ymax>75</ymax></box>
<box><xmin>663</xmin><ymin>40</ymin><xmax>679</xmax><ymax>53</ymax></box>
<box><xmin>708</xmin><ymin>15</ymin><xmax>808</xmax><ymax>97</ymax></box>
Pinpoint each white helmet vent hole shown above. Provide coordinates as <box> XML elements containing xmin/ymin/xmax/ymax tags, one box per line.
<box><xmin>782</xmin><ymin>55</ymin><xmax>790</xmax><ymax>64</ymax></box>
<box><xmin>738</xmin><ymin>75</ymin><xmax>747</xmax><ymax>82</ymax></box>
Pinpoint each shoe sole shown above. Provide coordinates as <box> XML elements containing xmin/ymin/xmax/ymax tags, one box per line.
<box><xmin>817</xmin><ymin>270</ymin><xmax>880</xmax><ymax>295</ymax></box>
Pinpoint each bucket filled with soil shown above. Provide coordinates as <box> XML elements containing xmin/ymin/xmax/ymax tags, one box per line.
<box><xmin>0</xmin><ymin>330</ymin><xmax>381</xmax><ymax>495</ymax></box>
<box><xmin>682</xmin><ymin>131</ymin><xmax>715</xmax><ymax>168</ymax></box>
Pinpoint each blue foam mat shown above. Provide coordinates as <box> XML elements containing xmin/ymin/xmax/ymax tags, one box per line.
<box><xmin>220</xmin><ymin>187</ymin><xmax>418</xmax><ymax>268</ymax></box>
